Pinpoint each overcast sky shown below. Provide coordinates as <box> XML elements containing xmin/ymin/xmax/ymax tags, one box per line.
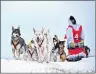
<box><xmin>1</xmin><ymin>1</ymin><xmax>95</xmax><ymax>59</ymax></box>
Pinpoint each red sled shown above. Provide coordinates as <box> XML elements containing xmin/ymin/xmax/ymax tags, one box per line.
<box><xmin>68</xmin><ymin>47</ymin><xmax>86</xmax><ymax>55</ymax></box>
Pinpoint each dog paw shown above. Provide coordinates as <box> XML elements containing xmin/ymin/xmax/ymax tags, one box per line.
<box><xmin>13</xmin><ymin>55</ymin><xmax>16</xmax><ymax>58</ymax></box>
<box><xmin>46</xmin><ymin>61</ymin><xmax>49</xmax><ymax>63</ymax></box>
<box><xmin>15</xmin><ymin>58</ymin><xmax>18</xmax><ymax>60</ymax></box>
<box><xmin>15</xmin><ymin>57</ymin><xmax>21</xmax><ymax>60</ymax></box>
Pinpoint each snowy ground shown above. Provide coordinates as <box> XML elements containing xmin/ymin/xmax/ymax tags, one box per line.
<box><xmin>1</xmin><ymin>57</ymin><xmax>95</xmax><ymax>73</ymax></box>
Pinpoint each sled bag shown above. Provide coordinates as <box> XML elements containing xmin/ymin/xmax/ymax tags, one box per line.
<box><xmin>68</xmin><ymin>47</ymin><xmax>85</xmax><ymax>55</ymax></box>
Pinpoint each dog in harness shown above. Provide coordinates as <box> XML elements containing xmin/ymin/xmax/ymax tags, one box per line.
<box><xmin>26</xmin><ymin>39</ymin><xmax>38</xmax><ymax>61</ymax></box>
<box><xmin>11</xmin><ymin>26</ymin><xmax>26</xmax><ymax>60</ymax></box>
<box><xmin>33</xmin><ymin>28</ymin><xmax>49</xmax><ymax>63</ymax></box>
<box><xmin>51</xmin><ymin>35</ymin><xmax>66</xmax><ymax>62</ymax></box>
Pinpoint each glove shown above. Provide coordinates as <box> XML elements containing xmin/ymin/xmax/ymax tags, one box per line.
<box><xmin>79</xmin><ymin>40</ymin><xmax>84</xmax><ymax>44</ymax></box>
<box><xmin>71</xmin><ymin>42</ymin><xmax>75</xmax><ymax>48</ymax></box>
<box><xmin>78</xmin><ymin>40</ymin><xmax>84</xmax><ymax>48</ymax></box>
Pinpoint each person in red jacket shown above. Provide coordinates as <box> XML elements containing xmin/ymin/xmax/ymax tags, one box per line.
<box><xmin>64</xmin><ymin>16</ymin><xmax>90</xmax><ymax>61</ymax></box>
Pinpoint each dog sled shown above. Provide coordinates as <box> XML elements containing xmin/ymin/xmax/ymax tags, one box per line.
<box><xmin>66</xmin><ymin>44</ymin><xmax>90</xmax><ymax>62</ymax></box>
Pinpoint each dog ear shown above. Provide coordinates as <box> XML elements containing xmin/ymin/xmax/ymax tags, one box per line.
<box><xmin>12</xmin><ymin>26</ymin><xmax>15</xmax><ymax>31</ymax></box>
<box><xmin>33</xmin><ymin>28</ymin><xmax>36</xmax><ymax>33</ymax></box>
<box><xmin>48</xmin><ymin>29</ymin><xmax>49</xmax><ymax>33</ymax></box>
<box><xmin>18</xmin><ymin>26</ymin><xmax>21</xmax><ymax>35</ymax></box>
<box><xmin>41</xmin><ymin>27</ymin><xmax>44</xmax><ymax>34</ymax></box>
<box><xmin>18</xmin><ymin>26</ymin><xmax>20</xmax><ymax>30</ymax></box>
<box><xmin>62</xmin><ymin>41</ymin><xmax>66</xmax><ymax>44</ymax></box>
<box><xmin>59</xmin><ymin>41</ymin><xmax>65</xmax><ymax>45</ymax></box>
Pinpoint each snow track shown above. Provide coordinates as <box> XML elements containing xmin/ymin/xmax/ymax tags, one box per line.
<box><xmin>1</xmin><ymin>57</ymin><xmax>95</xmax><ymax>73</ymax></box>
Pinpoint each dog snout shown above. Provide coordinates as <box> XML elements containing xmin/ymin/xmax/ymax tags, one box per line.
<box><xmin>16</xmin><ymin>35</ymin><xmax>19</xmax><ymax>37</ymax></box>
<box><xmin>37</xmin><ymin>37</ymin><xmax>39</xmax><ymax>40</ymax></box>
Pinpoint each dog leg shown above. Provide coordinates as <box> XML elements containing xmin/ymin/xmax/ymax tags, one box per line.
<box><xmin>34</xmin><ymin>49</ymin><xmax>39</xmax><ymax>61</ymax></box>
<box><xmin>28</xmin><ymin>54</ymin><xmax>32</xmax><ymax>61</ymax></box>
<box><xmin>35</xmin><ymin>46</ymin><xmax>40</xmax><ymax>62</ymax></box>
<box><xmin>32</xmin><ymin>49</ymin><xmax>37</xmax><ymax>61</ymax></box>
<box><xmin>45</xmin><ymin>49</ymin><xmax>49</xmax><ymax>63</ymax></box>
<box><xmin>50</xmin><ymin>51</ymin><xmax>54</xmax><ymax>62</ymax></box>
<box><xmin>12</xmin><ymin>48</ymin><xmax>16</xmax><ymax>59</ymax></box>
<box><xmin>21</xmin><ymin>46</ymin><xmax>27</xmax><ymax>61</ymax></box>
<box><xmin>16</xmin><ymin>49</ymin><xmax>20</xmax><ymax>60</ymax></box>
<box><xmin>56</xmin><ymin>54</ymin><xmax>61</xmax><ymax>62</ymax></box>
<box><xmin>45</xmin><ymin>54</ymin><xmax>49</xmax><ymax>63</ymax></box>
<box><xmin>53</xmin><ymin>55</ymin><xmax>57</xmax><ymax>62</ymax></box>
<box><xmin>46</xmin><ymin>46</ymin><xmax>50</xmax><ymax>63</ymax></box>
<box><xmin>38</xmin><ymin>49</ymin><xmax>43</xmax><ymax>63</ymax></box>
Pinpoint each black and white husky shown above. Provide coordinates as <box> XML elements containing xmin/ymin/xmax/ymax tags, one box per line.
<box><xmin>11</xmin><ymin>26</ymin><xmax>26</xmax><ymax>60</ymax></box>
<box><xmin>50</xmin><ymin>35</ymin><xmax>66</xmax><ymax>62</ymax></box>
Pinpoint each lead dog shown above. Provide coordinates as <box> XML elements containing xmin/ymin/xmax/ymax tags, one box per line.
<box><xmin>33</xmin><ymin>28</ymin><xmax>49</xmax><ymax>63</ymax></box>
<box><xmin>43</xmin><ymin>28</ymin><xmax>51</xmax><ymax>62</ymax></box>
<box><xmin>11</xmin><ymin>26</ymin><xmax>26</xmax><ymax>60</ymax></box>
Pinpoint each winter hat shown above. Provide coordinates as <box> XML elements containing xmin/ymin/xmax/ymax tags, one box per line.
<box><xmin>69</xmin><ymin>16</ymin><xmax>76</xmax><ymax>24</ymax></box>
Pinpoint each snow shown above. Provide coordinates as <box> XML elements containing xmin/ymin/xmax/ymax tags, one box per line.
<box><xmin>1</xmin><ymin>57</ymin><xmax>95</xmax><ymax>73</ymax></box>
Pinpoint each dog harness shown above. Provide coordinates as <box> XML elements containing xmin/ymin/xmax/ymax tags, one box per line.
<box><xmin>12</xmin><ymin>40</ymin><xmax>19</xmax><ymax>49</ymax></box>
<box><xmin>37</xmin><ymin>39</ymin><xmax>44</xmax><ymax>55</ymax></box>
<box><xmin>28</xmin><ymin>49</ymin><xmax>34</xmax><ymax>57</ymax></box>
<box><xmin>37</xmin><ymin>39</ymin><xmax>44</xmax><ymax>47</ymax></box>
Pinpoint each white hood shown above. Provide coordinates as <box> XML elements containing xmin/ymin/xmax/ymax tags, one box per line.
<box><xmin>68</xmin><ymin>19</ymin><xmax>80</xmax><ymax>31</ymax></box>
